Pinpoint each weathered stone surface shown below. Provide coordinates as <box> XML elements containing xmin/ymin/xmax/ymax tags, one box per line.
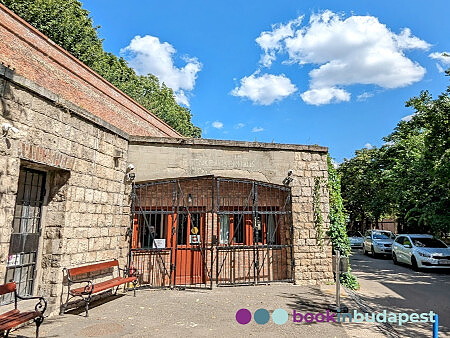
<box><xmin>129</xmin><ymin>138</ymin><xmax>333</xmax><ymax>286</ymax></box>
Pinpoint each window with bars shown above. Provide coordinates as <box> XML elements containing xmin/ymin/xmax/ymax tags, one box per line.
<box><xmin>5</xmin><ymin>168</ymin><xmax>46</xmax><ymax>299</ymax></box>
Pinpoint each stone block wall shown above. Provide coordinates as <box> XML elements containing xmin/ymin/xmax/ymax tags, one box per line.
<box><xmin>128</xmin><ymin>137</ymin><xmax>333</xmax><ymax>285</ymax></box>
<box><xmin>0</xmin><ymin>71</ymin><xmax>132</xmax><ymax>314</ymax></box>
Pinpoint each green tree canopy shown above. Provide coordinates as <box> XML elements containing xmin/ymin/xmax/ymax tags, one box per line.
<box><xmin>1</xmin><ymin>0</ymin><xmax>201</xmax><ymax>137</ymax></box>
<box><xmin>339</xmin><ymin>70</ymin><xmax>449</xmax><ymax>236</ymax></box>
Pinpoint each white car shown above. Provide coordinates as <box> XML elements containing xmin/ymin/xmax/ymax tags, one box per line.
<box><xmin>348</xmin><ymin>231</ymin><xmax>364</xmax><ymax>249</ymax></box>
<box><xmin>392</xmin><ymin>234</ymin><xmax>450</xmax><ymax>270</ymax></box>
<box><xmin>363</xmin><ymin>230</ymin><xmax>395</xmax><ymax>257</ymax></box>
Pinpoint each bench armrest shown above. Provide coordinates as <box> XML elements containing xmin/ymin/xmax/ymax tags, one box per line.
<box><xmin>118</xmin><ymin>266</ymin><xmax>140</xmax><ymax>278</ymax></box>
<box><xmin>16</xmin><ymin>294</ymin><xmax>47</xmax><ymax>315</ymax></box>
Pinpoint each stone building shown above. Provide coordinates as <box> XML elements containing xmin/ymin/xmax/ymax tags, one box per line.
<box><xmin>0</xmin><ymin>4</ymin><xmax>332</xmax><ymax>315</ymax></box>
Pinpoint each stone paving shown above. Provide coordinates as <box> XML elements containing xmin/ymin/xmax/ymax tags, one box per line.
<box><xmin>10</xmin><ymin>283</ymin><xmax>390</xmax><ymax>338</ymax></box>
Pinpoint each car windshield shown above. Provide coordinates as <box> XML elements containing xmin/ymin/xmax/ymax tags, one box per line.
<box><xmin>411</xmin><ymin>238</ymin><xmax>447</xmax><ymax>248</ymax></box>
<box><xmin>347</xmin><ymin>231</ymin><xmax>362</xmax><ymax>237</ymax></box>
<box><xmin>372</xmin><ymin>232</ymin><xmax>391</xmax><ymax>240</ymax></box>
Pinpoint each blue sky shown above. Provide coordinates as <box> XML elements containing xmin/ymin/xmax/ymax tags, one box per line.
<box><xmin>81</xmin><ymin>0</ymin><xmax>449</xmax><ymax>161</ymax></box>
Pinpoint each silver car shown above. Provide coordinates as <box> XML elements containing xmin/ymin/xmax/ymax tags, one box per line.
<box><xmin>392</xmin><ymin>234</ymin><xmax>450</xmax><ymax>270</ymax></box>
<box><xmin>363</xmin><ymin>230</ymin><xmax>395</xmax><ymax>257</ymax></box>
<box><xmin>348</xmin><ymin>231</ymin><xmax>364</xmax><ymax>249</ymax></box>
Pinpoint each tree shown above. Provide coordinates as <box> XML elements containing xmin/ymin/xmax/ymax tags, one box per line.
<box><xmin>1</xmin><ymin>0</ymin><xmax>201</xmax><ymax>137</ymax></box>
<box><xmin>340</xmin><ymin>70</ymin><xmax>449</xmax><ymax>236</ymax></box>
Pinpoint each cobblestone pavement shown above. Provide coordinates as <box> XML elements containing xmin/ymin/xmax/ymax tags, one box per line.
<box><xmin>11</xmin><ymin>283</ymin><xmax>389</xmax><ymax>338</ymax></box>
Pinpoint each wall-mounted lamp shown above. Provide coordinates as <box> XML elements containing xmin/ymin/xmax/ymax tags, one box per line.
<box><xmin>2</xmin><ymin>123</ymin><xmax>19</xmax><ymax>137</ymax></box>
<box><xmin>187</xmin><ymin>194</ymin><xmax>193</xmax><ymax>203</ymax></box>
<box><xmin>282</xmin><ymin>169</ymin><xmax>294</xmax><ymax>186</ymax></box>
<box><xmin>126</xmin><ymin>163</ymin><xmax>135</xmax><ymax>182</ymax></box>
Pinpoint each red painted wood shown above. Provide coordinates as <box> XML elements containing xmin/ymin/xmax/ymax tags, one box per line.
<box><xmin>0</xmin><ymin>311</ymin><xmax>40</xmax><ymax>331</ymax></box>
<box><xmin>71</xmin><ymin>276</ymin><xmax>137</xmax><ymax>295</ymax></box>
<box><xmin>68</xmin><ymin>260</ymin><xmax>119</xmax><ymax>276</ymax></box>
<box><xmin>0</xmin><ymin>282</ymin><xmax>16</xmax><ymax>295</ymax></box>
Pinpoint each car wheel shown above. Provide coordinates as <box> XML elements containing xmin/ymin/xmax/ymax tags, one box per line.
<box><xmin>392</xmin><ymin>252</ymin><xmax>398</xmax><ymax>265</ymax></box>
<box><xmin>371</xmin><ymin>245</ymin><xmax>378</xmax><ymax>258</ymax></box>
<box><xmin>411</xmin><ymin>256</ymin><xmax>419</xmax><ymax>271</ymax></box>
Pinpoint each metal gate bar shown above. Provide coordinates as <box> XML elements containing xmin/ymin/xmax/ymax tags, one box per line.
<box><xmin>130</xmin><ymin>176</ymin><xmax>293</xmax><ymax>289</ymax></box>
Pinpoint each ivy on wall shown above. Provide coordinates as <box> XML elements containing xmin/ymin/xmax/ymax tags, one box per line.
<box><xmin>313</xmin><ymin>177</ymin><xmax>325</xmax><ymax>247</ymax></box>
<box><xmin>326</xmin><ymin>154</ymin><xmax>360</xmax><ymax>290</ymax></box>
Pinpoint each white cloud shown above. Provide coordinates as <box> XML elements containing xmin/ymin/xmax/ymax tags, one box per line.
<box><xmin>394</xmin><ymin>28</ymin><xmax>431</xmax><ymax>50</ymax></box>
<box><xmin>429</xmin><ymin>52</ymin><xmax>450</xmax><ymax>65</ymax></box>
<box><xmin>235</xmin><ymin>123</ymin><xmax>245</xmax><ymax>129</ymax></box>
<box><xmin>121</xmin><ymin>35</ymin><xmax>202</xmax><ymax>106</ymax></box>
<box><xmin>254</xmin><ymin>11</ymin><xmax>429</xmax><ymax>105</ymax></box>
<box><xmin>401</xmin><ymin>114</ymin><xmax>414</xmax><ymax>122</ymax></box>
<box><xmin>357</xmin><ymin>92</ymin><xmax>374</xmax><ymax>102</ymax></box>
<box><xmin>231</xmin><ymin>73</ymin><xmax>297</xmax><ymax>105</ymax></box>
<box><xmin>301</xmin><ymin>87</ymin><xmax>350</xmax><ymax>105</ymax></box>
<box><xmin>252</xmin><ymin>127</ymin><xmax>264</xmax><ymax>132</ymax></box>
<box><xmin>364</xmin><ymin>143</ymin><xmax>373</xmax><ymax>149</ymax></box>
<box><xmin>212</xmin><ymin>121</ymin><xmax>224</xmax><ymax>129</ymax></box>
<box><xmin>256</xmin><ymin>16</ymin><xmax>303</xmax><ymax>67</ymax></box>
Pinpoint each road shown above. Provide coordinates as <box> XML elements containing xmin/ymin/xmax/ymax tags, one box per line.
<box><xmin>349</xmin><ymin>250</ymin><xmax>450</xmax><ymax>337</ymax></box>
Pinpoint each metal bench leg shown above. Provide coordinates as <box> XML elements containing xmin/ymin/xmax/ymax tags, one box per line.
<box><xmin>133</xmin><ymin>280</ymin><xmax>138</xmax><ymax>297</ymax></box>
<box><xmin>84</xmin><ymin>295</ymin><xmax>91</xmax><ymax>317</ymax></box>
<box><xmin>34</xmin><ymin>315</ymin><xmax>44</xmax><ymax>338</ymax></box>
<box><xmin>60</xmin><ymin>295</ymin><xmax>69</xmax><ymax>315</ymax></box>
<box><xmin>5</xmin><ymin>329</ymin><xmax>11</xmax><ymax>338</ymax></box>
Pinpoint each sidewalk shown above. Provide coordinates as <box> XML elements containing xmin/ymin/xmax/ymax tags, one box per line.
<box><xmin>11</xmin><ymin>284</ymin><xmax>387</xmax><ymax>338</ymax></box>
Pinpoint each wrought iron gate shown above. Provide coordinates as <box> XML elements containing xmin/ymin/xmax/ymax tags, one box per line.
<box><xmin>215</xmin><ymin>178</ymin><xmax>293</xmax><ymax>285</ymax></box>
<box><xmin>130</xmin><ymin>176</ymin><xmax>293</xmax><ymax>289</ymax></box>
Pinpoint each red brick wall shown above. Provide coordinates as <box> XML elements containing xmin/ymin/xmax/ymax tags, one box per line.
<box><xmin>0</xmin><ymin>4</ymin><xmax>181</xmax><ymax>138</ymax></box>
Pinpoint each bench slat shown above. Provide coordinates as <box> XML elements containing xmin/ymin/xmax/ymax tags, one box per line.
<box><xmin>68</xmin><ymin>260</ymin><xmax>119</xmax><ymax>276</ymax></box>
<box><xmin>0</xmin><ymin>311</ymin><xmax>41</xmax><ymax>331</ymax></box>
<box><xmin>0</xmin><ymin>282</ymin><xmax>16</xmax><ymax>296</ymax></box>
<box><xmin>71</xmin><ymin>276</ymin><xmax>137</xmax><ymax>295</ymax></box>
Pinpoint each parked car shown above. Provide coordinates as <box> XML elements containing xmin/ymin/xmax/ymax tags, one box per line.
<box><xmin>347</xmin><ymin>231</ymin><xmax>364</xmax><ymax>249</ymax></box>
<box><xmin>363</xmin><ymin>230</ymin><xmax>395</xmax><ymax>257</ymax></box>
<box><xmin>392</xmin><ymin>234</ymin><xmax>450</xmax><ymax>270</ymax></box>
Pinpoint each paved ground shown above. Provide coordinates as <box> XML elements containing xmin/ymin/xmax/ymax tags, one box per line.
<box><xmin>349</xmin><ymin>250</ymin><xmax>450</xmax><ymax>338</ymax></box>
<box><xmin>10</xmin><ymin>282</ymin><xmax>388</xmax><ymax>338</ymax></box>
<box><xmin>10</xmin><ymin>250</ymin><xmax>449</xmax><ymax>338</ymax></box>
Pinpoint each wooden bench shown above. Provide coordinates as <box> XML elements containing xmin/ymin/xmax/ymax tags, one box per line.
<box><xmin>61</xmin><ymin>260</ymin><xmax>138</xmax><ymax>317</ymax></box>
<box><xmin>0</xmin><ymin>282</ymin><xmax>47</xmax><ymax>338</ymax></box>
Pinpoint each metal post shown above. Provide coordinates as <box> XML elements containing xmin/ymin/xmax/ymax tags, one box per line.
<box><xmin>433</xmin><ymin>314</ymin><xmax>439</xmax><ymax>338</ymax></box>
<box><xmin>336</xmin><ymin>250</ymin><xmax>341</xmax><ymax>308</ymax></box>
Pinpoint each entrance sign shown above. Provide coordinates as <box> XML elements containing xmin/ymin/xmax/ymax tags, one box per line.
<box><xmin>153</xmin><ymin>239</ymin><xmax>166</xmax><ymax>248</ymax></box>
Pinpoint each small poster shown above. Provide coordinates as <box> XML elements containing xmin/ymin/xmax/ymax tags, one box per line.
<box><xmin>153</xmin><ymin>239</ymin><xmax>166</xmax><ymax>249</ymax></box>
<box><xmin>189</xmin><ymin>235</ymin><xmax>201</xmax><ymax>244</ymax></box>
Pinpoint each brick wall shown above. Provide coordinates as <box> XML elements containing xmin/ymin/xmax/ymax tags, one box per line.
<box><xmin>0</xmin><ymin>3</ymin><xmax>181</xmax><ymax>138</ymax></box>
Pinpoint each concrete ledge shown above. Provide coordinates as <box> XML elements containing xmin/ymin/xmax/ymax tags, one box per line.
<box><xmin>129</xmin><ymin>135</ymin><xmax>328</xmax><ymax>153</ymax></box>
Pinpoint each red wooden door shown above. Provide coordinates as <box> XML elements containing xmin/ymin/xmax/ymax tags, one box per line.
<box><xmin>171</xmin><ymin>213</ymin><xmax>205</xmax><ymax>285</ymax></box>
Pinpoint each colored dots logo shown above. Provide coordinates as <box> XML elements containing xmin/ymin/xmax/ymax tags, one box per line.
<box><xmin>236</xmin><ymin>308</ymin><xmax>288</xmax><ymax>325</ymax></box>
<box><xmin>254</xmin><ymin>308</ymin><xmax>270</xmax><ymax>325</ymax></box>
<box><xmin>272</xmin><ymin>309</ymin><xmax>288</xmax><ymax>325</ymax></box>
<box><xmin>236</xmin><ymin>308</ymin><xmax>252</xmax><ymax>325</ymax></box>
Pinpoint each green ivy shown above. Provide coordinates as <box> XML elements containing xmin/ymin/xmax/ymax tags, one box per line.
<box><xmin>327</xmin><ymin>154</ymin><xmax>359</xmax><ymax>290</ymax></box>
<box><xmin>313</xmin><ymin>177</ymin><xmax>324</xmax><ymax>247</ymax></box>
